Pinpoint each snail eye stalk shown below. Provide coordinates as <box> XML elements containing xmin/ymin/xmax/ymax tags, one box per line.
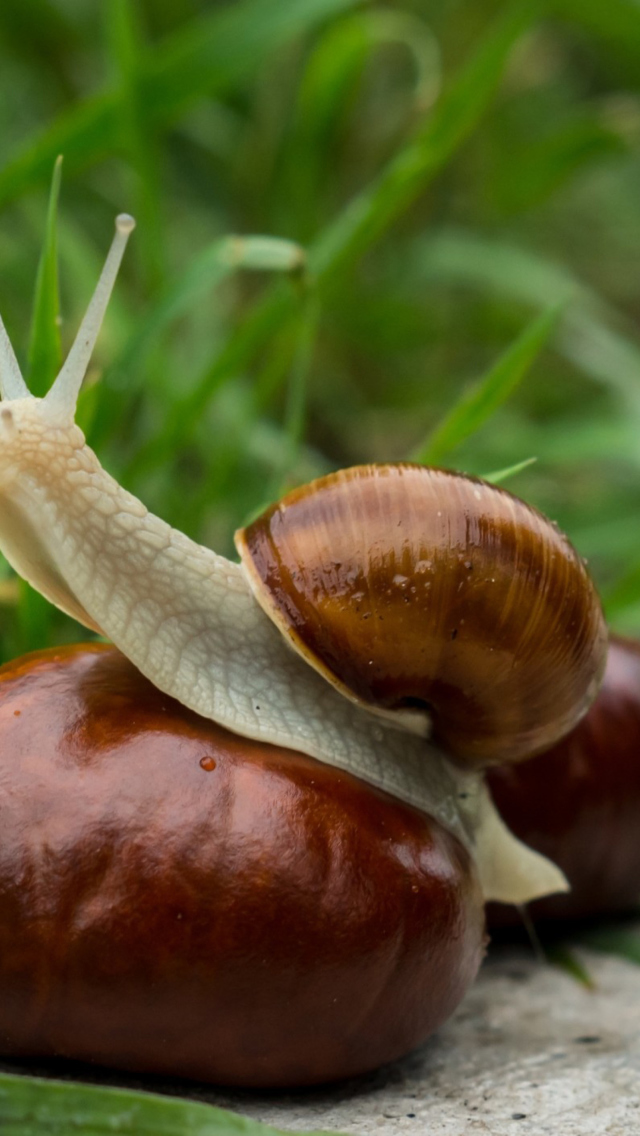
<box><xmin>45</xmin><ymin>213</ymin><xmax>136</xmax><ymax>419</ymax></box>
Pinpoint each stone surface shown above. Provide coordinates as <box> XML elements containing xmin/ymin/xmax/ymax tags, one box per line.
<box><xmin>3</xmin><ymin>936</ymin><xmax>640</xmax><ymax>1136</ymax></box>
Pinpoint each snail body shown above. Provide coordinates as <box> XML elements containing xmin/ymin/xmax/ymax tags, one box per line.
<box><xmin>0</xmin><ymin>643</ymin><xmax>485</xmax><ymax>1087</ymax></box>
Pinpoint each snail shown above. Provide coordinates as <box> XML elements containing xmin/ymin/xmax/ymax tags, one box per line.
<box><xmin>0</xmin><ymin>213</ymin><xmax>608</xmax><ymax>896</ymax></box>
<box><xmin>0</xmin><ymin>214</ymin><xmax>609</xmax><ymax>1085</ymax></box>
<box><xmin>488</xmin><ymin>633</ymin><xmax>640</xmax><ymax>924</ymax></box>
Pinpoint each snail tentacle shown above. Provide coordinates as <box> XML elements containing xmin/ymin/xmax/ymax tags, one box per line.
<box><xmin>0</xmin><ymin>315</ymin><xmax>29</xmax><ymax>400</ymax></box>
<box><xmin>44</xmin><ymin>214</ymin><xmax>136</xmax><ymax>418</ymax></box>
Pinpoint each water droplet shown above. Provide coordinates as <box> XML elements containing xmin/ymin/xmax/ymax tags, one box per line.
<box><xmin>199</xmin><ymin>755</ymin><xmax>216</xmax><ymax>772</ymax></box>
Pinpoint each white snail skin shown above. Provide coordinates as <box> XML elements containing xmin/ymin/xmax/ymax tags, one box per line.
<box><xmin>0</xmin><ymin>215</ymin><xmax>568</xmax><ymax>905</ymax></box>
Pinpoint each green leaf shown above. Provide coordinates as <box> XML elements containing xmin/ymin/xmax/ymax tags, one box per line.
<box><xmin>26</xmin><ymin>155</ymin><xmax>63</xmax><ymax>397</ymax></box>
<box><xmin>412</xmin><ymin>307</ymin><xmax>561</xmax><ymax>465</ymax></box>
<box><xmin>0</xmin><ymin>0</ymin><xmax>362</xmax><ymax>210</ymax></box>
<box><xmin>0</xmin><ymin>1072</ymin><xmax>342</xmax><ymax>1136</ymax></box>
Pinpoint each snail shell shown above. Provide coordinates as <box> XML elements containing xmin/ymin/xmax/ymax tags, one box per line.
<box><xmin>237</xmin><ymin>464</ymin><xmax>608</xmax><ymax>768</ymax></box>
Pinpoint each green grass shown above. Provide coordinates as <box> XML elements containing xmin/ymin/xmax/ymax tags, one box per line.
<box><xmin>1</xmin><ymin>0</ymin><xmax>639</xmax><ymax>652</ymax></box>
<box><xmin>1</xmin><ymin>0</ymin><xmax>640</xmax><ymax>658</ymax></box>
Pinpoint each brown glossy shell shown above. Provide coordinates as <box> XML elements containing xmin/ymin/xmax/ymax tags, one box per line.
<box><xmin>488</xmin><ymin>633</ymin><xmax>640</xmax><ymax>923</ymax></box>
<box><xmin>0</xmin><ymin>643</ymin><xmax>484</xmax><ymax>1088</ymax></box>
<box><xmin>236</xmin><ymin>464</ymin><xmax>607</xmax><ymax>769</ymax></box>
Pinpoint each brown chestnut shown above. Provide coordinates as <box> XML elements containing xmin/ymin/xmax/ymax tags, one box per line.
<box><xmin>488</xmin><ymin>634</ymin><xmax>640</xmax><ymax>923</ymax></box>
<box><xmin>0</xmin><ymin>643</ymin><xmax>485</xmax><ymax>1088</ymax></box>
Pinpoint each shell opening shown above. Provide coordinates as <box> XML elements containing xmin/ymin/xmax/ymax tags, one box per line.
<box><xmin>44</xmin><ymin>213</ymin><xmax>136</xmax><ymax>418</ymax></box>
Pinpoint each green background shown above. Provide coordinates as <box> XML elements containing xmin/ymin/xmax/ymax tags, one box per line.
<box><xmin>1</xmin><ymin>0</ymin><xmax>640</xmax><ymax>658</ymax></box>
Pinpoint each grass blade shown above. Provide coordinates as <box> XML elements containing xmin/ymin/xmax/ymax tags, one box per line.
<box><xmin>26</xmin><ymin>155</ymin><xmax>63</xmax><ymax>397</ymax></box>
<box><xmin>482</xmin><ymin>457</ymin><xmax>538</xmax><ymax>484</ymax></box>
<box><xmin>310</xmin><ymin>1</ymin><xmax>534</xmax><ymax>281</ymax></box>
<box><xmin>546</xmin><ymin>945</ymin><xmax>596</xmax><ymax>990</ymax></box>
<box><xmin>576</xmin><ymin>925</ymin><xmax>640</xmax><ymax>966</ymax></box>
<box><xmin>415</xmin><ymin>228</ymin><xmax>640</xmax><ymax>416</ymax></box>
<box><xmin>111</xmin><ymin>236</ymin><xmax>304</xmax><ymax>380</ymax></box>
<box><xmin>93</xmin><ymin>237</ymin><xmax>305</xmax><ymax>456</ymax></box>
<box><xmin>107</xmin><ymin>0</ymin><xmax>165</xmax><ymax>291</ymax></box>
<box><xmin>0</xmin><ymin>1072</ymin><xmax>341</xmax><ymax>1136</ymax></box>
<box><xmin>273</xmin><ymin>293</ymin><xmax>321</xmax><ymax>494</ymax></box>
<box><xmin>412</xmin><ymin>307</ymin><xmax>561</xmax><ymax>465</ymax></box>
<box><xmin>128</xmin><ymin>2</ymin><xmax>534</xmax><ymax>475</ymax></box>
<box><xmin>0</xmin><ymin>0</ymin><xmax>362</xmax><ymax>209</ymax></box>
<box><xmin>602</xmin><ymin>557</ymin><xmax>640</xmax><ymax>622</ymax></box>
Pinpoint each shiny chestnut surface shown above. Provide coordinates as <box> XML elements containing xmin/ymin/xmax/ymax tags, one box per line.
<box><xmin>0</xmin><ymin>643</ymin><xmax>485</xmax><ymax>1088</ymax></box>
<box><xmin>488</xmin><ymin>634</ymin><xmax>640</xmax><ymax>922</ymax></box>
<box><xmin>238</xmin><ymin>464</ymin><xmax>607</xmax><ymax>768</ymax></box>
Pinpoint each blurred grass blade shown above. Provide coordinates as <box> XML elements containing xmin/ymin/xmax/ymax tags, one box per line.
<box><xmin>112</xmin><ymin>236</ymin><xmax>305</xmax><ymax>378</ymax></box>
<box><xmin>576</xmin><ymin>925</ymin><xmax>640</xmax><ymax>966</ymax></box>
<box><xmin>488</xmin><ymin>111</ymin><xmax>626</xmax><ymax>215</ymax></box>
<box><xmin>364</xmin><ymin>10</ymin><xmax>441</xmax><ymax>110</ymax></box>
<box><xmin>412</xmin><ymin>307</ymin><xmax>560</xmax><ymax>465</ymax></box>
<box><xmin>546</xmin><ymin>945</ymin><xmax>596</xmax><ymax>990</ymax></box>
<box><xmin>274</xmin><ymin>293</ymin><xmax>321</xmax><ymax>493</ymax></box>
<box><xmin>17</xmin><ymin>581</ymin><xmax>55</xmax><ymax>655</ymax></box>
<box><xmin>0</xmin><ymin>0</ymin><xmax>362</xmax><ymax>209</ymax></box>
<box><xmin>483</xmin><ymin>457</ymin><xmax>538</xmax><ymax>484</ymax></box>
<box><xmin>415</xmin><ymin>229</ymin><xmax>640</xmax><ymax>416</ymax></box>
<box><xmin>550</xmin><ymin>0</ymin><xmax>640</xmax><ymax>83</ymax></box>
<box><xmin>0</xmin><ymin>1072</ymin><xmax>342</xmax><ymax>1136</ymax></box>
<box><xmin>129</xmin><ymin>2</ymin><xmax>534</xmax><ymax>475</ymax></box>
<box><xmin>108</xmin><ymin>0</ymin><xmax>164</xmax><ymax>290</ymax></box>
<box><xmin>233</xmin><ymin>238</ymin><xmax>306</xmax><ymax>273</ymax></box>
<box><xmin>310</xmin><ymin>1</ymin><xmax>534</xmax><ymax>280</ymax></box>
<box><xmin>602</xmin><ymin>557</ymin><xmax>640</xmax><ymax>620</ymax></box>
<box><xmin>27</xmin><ymin>155</ymin><xmax>63</xmax><ymax>397</ymax></box>
<box><xmin>284</xmin><ymin>7</ymin><xmax>441</xmax><ymax>238</ymax></box>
